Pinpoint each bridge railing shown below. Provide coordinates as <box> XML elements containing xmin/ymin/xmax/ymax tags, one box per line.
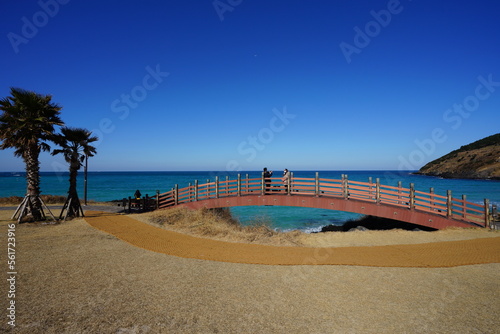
<box><xmin>156</xmin><ymin>173</ymin><xmax>491</xmax><ymax>227</ymax></box>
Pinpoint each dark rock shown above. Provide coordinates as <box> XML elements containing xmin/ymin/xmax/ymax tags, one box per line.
<box><xmin>320</xmin><ymin>215</ymin><xmax>437</xmax><ymax>232</ymax></box>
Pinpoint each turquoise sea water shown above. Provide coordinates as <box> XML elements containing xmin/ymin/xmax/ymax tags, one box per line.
<box><xmin>1</xmin><ymin>170</ymin><xmax>498</xmax><ymax>232</ymax></box>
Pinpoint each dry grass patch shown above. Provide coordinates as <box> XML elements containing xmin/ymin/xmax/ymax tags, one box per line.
<box><xmin>0</xmin><ymin>195</ymin><xmax>67</xmax><ymax>206</ymax></box>
<box><xmin>137</xmin><ymin>207</ymin><xmax>304</xmax><ymax>246</ymax></box>
<box><xmin>0</xmin><ymin>196</ymin><xmax>114</xmax><ymax>208</ymax></box>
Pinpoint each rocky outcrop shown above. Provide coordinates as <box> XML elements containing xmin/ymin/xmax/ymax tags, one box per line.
<box><xmin>320</xmin><ymin>215</ymin><xmax>436</xmax><ymax>232</ymax></box>
<box><xmin>416</xmin><ymin>133</ymin><xmax>500</xmax><ymax>180</ymax></box>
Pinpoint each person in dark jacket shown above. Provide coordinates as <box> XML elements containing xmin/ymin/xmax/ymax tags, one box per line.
<box><xmin>263</xmin><ymin>167</ymin><xmax>273</xmax><ymax>193</ymax></box>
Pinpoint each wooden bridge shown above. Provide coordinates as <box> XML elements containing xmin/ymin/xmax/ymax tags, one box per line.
<box><xmin>156</xmin><ymin>173</ymin><xmax>493</xmax><ymax>230</ymax></box>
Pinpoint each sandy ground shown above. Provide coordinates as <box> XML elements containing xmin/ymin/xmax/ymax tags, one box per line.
<box><xmin>1</xmin><ymin>209</ymin><xmax>499</xmax><ymax>333</ymax></box>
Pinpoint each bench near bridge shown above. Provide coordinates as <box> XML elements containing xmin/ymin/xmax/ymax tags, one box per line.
<box><xmin>154</xmin><ymin>173</ymin><xmax>495</xmax><ymax>230</ymax></box>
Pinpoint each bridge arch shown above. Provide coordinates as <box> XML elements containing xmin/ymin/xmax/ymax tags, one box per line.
<box><xmin>157</xmin><ymin>174</ymin><xmax>491</xmax><ymax>230</ymax></box>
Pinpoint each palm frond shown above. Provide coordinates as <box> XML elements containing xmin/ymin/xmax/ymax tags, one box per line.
<box><xmin>51</xmin><ymin>126</ymin><xmax>99</xmax><ymax>166</ymax></box>
<box><xmin>0</xmin><ymin>87</ymin><xmax>64</xmax><ymax>156</ymax></box>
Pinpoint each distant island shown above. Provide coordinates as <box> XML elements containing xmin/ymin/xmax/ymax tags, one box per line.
<box><xmin>415</xmin><ymin>133</ymin><xmax>500</xmax><ymax>180</ymax></box>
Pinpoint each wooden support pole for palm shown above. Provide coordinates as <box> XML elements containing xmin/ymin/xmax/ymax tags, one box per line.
<box><xmin>12</xmin><ymin>194</ymin><xmax>56</xmax><ymax>222</ymax></box>
<box><xmin>59</xmin><ymin>193</ymin><xmax>85</xmax><ymax>221</ymax></box>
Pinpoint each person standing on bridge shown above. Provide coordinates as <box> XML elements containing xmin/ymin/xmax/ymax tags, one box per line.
<box><xmin>282</xmin><ymin>169</ymin><xmax>290</xmax><ymax>194</ymax></box>
<box><xmin>263</xmin><ymin>167</ymin><xmax>273</xmax><ymax>193</ymax></box>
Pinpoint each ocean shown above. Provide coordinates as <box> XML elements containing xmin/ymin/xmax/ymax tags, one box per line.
<box><xmin>1</xmin><ymin>170</ymin><xmax>498</xmax><ymax>232</ymax></box>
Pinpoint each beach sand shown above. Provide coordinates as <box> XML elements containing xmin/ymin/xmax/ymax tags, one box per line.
<box><xmin>1</xmin><ymin>209</ymin><xmax>499</xmax><ymax>333</ymax></box>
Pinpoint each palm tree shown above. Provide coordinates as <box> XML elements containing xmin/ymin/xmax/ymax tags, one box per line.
<box><xmin>52</xmin><ymin>127</ymin><xmax>98</xmax><ymax>219</ymax></box>
<box><xmin>0</xmin><ymin>88</ymin><xmax>64</xmax><ymax>222</ymax></box>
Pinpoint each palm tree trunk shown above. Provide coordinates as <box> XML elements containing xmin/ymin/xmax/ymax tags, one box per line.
<box><xmin>25</xmin><ymin>145</ymin><xmax>43</xmax><ymax>220</ymax></box>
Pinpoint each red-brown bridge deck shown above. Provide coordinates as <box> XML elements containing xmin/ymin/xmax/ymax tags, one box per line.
<box><xmin>156</xmin><ymin>174</ymin><xmax>491</xmax><ymax>230</ymax></box>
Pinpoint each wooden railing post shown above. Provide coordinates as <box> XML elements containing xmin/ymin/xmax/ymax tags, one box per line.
<box><xmin>246</xmin><ymin>174</ymin><xmax>249</xmax><ymax>193</ymax></box>
<box><xmin>194</xmin><ymin>180</ymin><xmax>198</xmax><ymax>201</ymax></box>
<box><xmin>237</xmin><ymin>174</ymin><xmax>241</xmax><ymax>197</ymax></box>
<box><xmin>462</xmin><ymin>195</ymin><xmax>467</xmax><ymax>218</ymax></box>
<box><xmin>368</xmin><ymin>177</ymin><xmax>373</xmax><ymax>200</ymax></box>
<box><xmin>375</xmin><ymin>178</ymin><xmax>380</xmax><ymax>204</ymax></box>
<box><xmin>156</xmin><ymin>190</ymin><xmax>159</xmax><ymax>209</ymax></box>
<box><xmin>315</xmin><ymin>172</ymin><xmax>320</xmax><ymax>197</ymax></box>
<box><xmin>397</xmin><ymin>181</ymin><xmax>402</xmax><ymax>205</ymax></box>
<box><xmin>484</xmin><ymin>199</ymin><xmax>490</xmax><ymax>228</ymax></box>
<box><xmin>409</xmin><ymin>183</ymin><xmax>415</xmax><ymax>210</ymax></box>
<box><xmin>341</xmin><ymin>174</ymin><xmax>344</xmax><ymax>197</ymax></box>
<box><xmin>446</xmin><ymin>190</ymin><xmax>452</xmax><ymax>218</ymax></box>
<box><xmin>226</xmin><ymin>175</ymin><xmax>229</xmax><ymax>195</ymax></box>
<box><xmin>261</xmin><ymin>172</ymin><xmax>265</xmax><ymax>195</ymax></box>
<box><xmin>287</xmin><ymin>171</ymin><xmax>291</xmax><ymax>195</ymax></box>
<box><xmin>429</xmin><ymin>187</ymin><xmax>434</xmax><ymax>211</ymax></box>
<box><xmin>215</xmin><ymin>176</ymin><xmax>219</xmax><ymax>199</ymax></box>
<box><xmin>343</xmin><ymin>174</ymin><xmax>349</xmax><ymax>199</ymax></box>
<box><xmin>174</xmin><ymin>185</ymin><xmax>178</xmax><ymax>205</ymax></box>
<box><xmin>492</xmin><ymin>204</ymin><xmax>498</xmax><ymax>227</ymax></box>
<box><xmin>188</xmin><ymin>182</ymin><xmax>192</xmax><ymax>201</ymax></box>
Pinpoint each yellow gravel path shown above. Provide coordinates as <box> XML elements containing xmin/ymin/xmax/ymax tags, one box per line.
<box><xmin>84</xmin><ymin>211</ymin><xmax>500</xmax><ymax>267</ymax></box>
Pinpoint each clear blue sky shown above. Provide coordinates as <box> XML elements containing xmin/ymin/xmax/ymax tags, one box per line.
<box><xmin>1</xmin><ymin>0</ymin><xmax>499</xmax><ymax>172</ymax></box>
